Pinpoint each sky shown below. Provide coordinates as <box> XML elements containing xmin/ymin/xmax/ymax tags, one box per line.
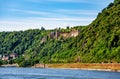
<box><xmin>0</xmin><ymin>0</ymin><xmax>114</xmax><ymax>31</ymax></box>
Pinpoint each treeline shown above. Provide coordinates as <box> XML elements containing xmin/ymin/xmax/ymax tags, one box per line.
<box><xmin>0</xmin><ymin>28</ymin><xmax>51</xmax><ymax>66</ymax></box>
<box><xmin>0</xmin><ymin>29</ymin><xmax>49</xmax><ymax>55</ymax></box>
<box><xmin>0</xmin><ymin>0</ymin><xmax>120</xmax><ymax>67</ymax></box>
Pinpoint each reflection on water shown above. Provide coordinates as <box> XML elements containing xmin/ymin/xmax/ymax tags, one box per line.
<box><xmin>0</xmin><ymin>68</ymin><xmax>120</xmax><ymax>79</ymax></box>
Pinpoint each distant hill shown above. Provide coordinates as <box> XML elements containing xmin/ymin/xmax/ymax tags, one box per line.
<box><xmin>0</xmin><ymin>0</ymin><xmax>120</xmax><ymax>67</ymax></box>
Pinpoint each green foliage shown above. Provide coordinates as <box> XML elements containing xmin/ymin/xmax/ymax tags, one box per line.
<box><xmin>0</xmin><ymin>60</ymin><xmax>3</xmax><ymax>66</ymax></box>
<box><xmin>41</xmin><ymin>26</ymin><xmax>46</xmax><ymax>31</ymax></box>
<box><xmin>107</xmin><ymin>3</ymin><xmax>114</xmax><ymax>9</ymax></box>
<box><xmin>114</xmin><ymin>0</ymin><xmax>120</xmax><ymax>5</ymax></box>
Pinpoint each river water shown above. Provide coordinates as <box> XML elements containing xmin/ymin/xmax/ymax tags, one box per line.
<box><xmin>0</xmin><ymin>68</ymin><xmax>120</xmax><ymax>79</ymax></box>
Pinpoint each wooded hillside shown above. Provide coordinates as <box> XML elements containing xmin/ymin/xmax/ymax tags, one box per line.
<box><xmin>0</xmin><ymin>0</ymin><xmax>120</xmax><ymax>67</ymax></box>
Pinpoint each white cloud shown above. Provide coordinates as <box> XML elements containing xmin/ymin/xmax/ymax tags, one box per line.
<box><xmin>9</xmin><ymin>8</ymin><xmax>68</xmax><ymax>18</ymax></box>
<box><xmin>48</xmin><ymin>0</ymin><xmax>114</xmax><ymax>4</ymax></box>
<box><xmin>48</xmin><ymin>0</ymin><xmax>86</xmax><ymax>3</ymax></box>
<box><xmin>56</xmin><ymin>9</ymin><xmax>98</xmax><ymax>16</ymax></box>
<box><xmin>9</xmin><ymin>8</ymin><xmax>98</xmax><ymax>18</ymax></box>
<box><xmin>10</xmin><ymin>9</ymin><xmax>50</xmax><ymax>15</ymax></box>
<box><xmin>1</xmin><ymin>7</ymin><xmax>98</xmax><ymax>31</ymax></box>
<box><xmin>0</xmin><ymin>17</ymin><xmax>94</xmax><ymax>31</ymax></box>
<box><xmin>24</xmin><ymin>0</ymin><xmax>86</xmax><ymax>3</ymax></box>
<box><xmin>25</xmin><ymin>0</ymin><xmax>113</xmax><ymax>5</ymax></box>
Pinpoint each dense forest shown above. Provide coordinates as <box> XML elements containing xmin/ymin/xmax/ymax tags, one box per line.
<box><xmin>0</xmin><ymin>0</ymin><xmax>120</xmax><ymax>67</ymax></box>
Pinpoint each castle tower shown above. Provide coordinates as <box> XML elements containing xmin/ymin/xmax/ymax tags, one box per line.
<box><xmin>55</xmin><ymin>28</ymin><xmax>60</xmax><ymax>40</ymax></box>
<box><xmin>55</xmin><ymin>28</ymin><xmax>58</xmax><ymax>40</ymax></box>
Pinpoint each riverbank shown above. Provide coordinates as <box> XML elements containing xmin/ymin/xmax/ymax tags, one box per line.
<box><xmin>46</xmin><ymin>63</ymin><xmax>120</xmax><ymax>72</ymax></box>
<box><xmin>1</xmin><ymin>64</ymin><xmax>19</xmax><ymax>67</ymax></box>
<box><xmin>1</xmin><ymin>63</ymin><xmax>120</xmax><ymax>72</ymax></box>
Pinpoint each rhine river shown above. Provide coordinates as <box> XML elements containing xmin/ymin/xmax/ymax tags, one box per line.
<box><xmin>0</xmin><ymin>68</ymin><xmax>120</xmax><ymax>79</ymax></box>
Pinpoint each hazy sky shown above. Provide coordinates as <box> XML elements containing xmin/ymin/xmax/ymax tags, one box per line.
<box><xmin>0</xmin><ymin>0</ymin><xmax>113</xmax><ymax>31</ymax></box>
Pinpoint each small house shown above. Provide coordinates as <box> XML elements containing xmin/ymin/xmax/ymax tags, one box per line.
<box><xmin>10</xmin><ymin>53</ymin><xmax>18</xmax><ymax>59</ymax></box>
<box><xmin>2</xmin><ymin>54</ymin><xmax>9</xmax><ymax>61</ymax></box>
